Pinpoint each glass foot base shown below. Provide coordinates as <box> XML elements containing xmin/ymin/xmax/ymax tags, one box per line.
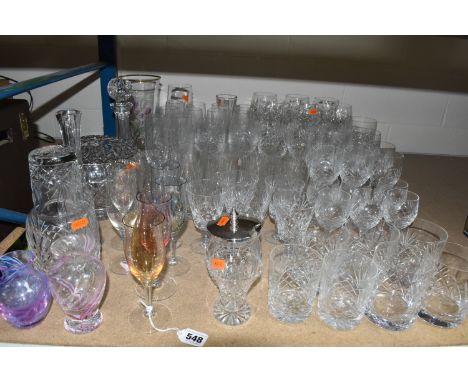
<box><xmin>135</xmin><ymin>277</ymin><xmax>177</xmax><ymax>301</ymax></box>
<box><xmin>109</xmin><ymin>235</ymin><xmax>124</xmax><ymax>252</ymax></box>
<box><xmin>213</xmin><ymin>301</ymin><xmax>251</xmax><ymax>326</ymax></box>
<box><xmin>128</xmin><ymin>303</ymin><xmax>172</xmax><ymax>334</ymax></box>
<box><xmin>166</xmin><ymin>257</ymin><xmax>190</xmax><ymax>277</ymax></box>
<box><xmin>109</xmin><ymin>258</ymin><xmax>129</xmax><ymax>276</ymax></box>
<box><xmin>263</xmin><ymin>230</ymin><xmax>281</xmax><ymax>245</ymax></box>
<box><xmin>190</xmin><ymin>238</ymin><xmax>208</xmax><ymax>255</ymax></box>
<box><xmin>64</xmin><ymin>310</ymin><xmax>103</xmax><ymax>334</ymax></box>
<box><xmin>418</xmin><ymin>310</ymin><xmax>460</xmax><ymax>329</ymax></box>
<box><xmin>365</xmin><ymin>311</ymin><xmax>413</xmax><ymax>332</ymax></box>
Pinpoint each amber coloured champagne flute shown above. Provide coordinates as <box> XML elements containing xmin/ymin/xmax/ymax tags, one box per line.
<box><xmin>123</xmin><ymin>193</ymin><xmax>171</xmax><ymax>333</ymax></box>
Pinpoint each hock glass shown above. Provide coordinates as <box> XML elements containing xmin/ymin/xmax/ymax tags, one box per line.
<box><xmin>0</xmin><ymin>250</ymin><xmax>52</xmax><ymax>328</ymax></box>
<box><xmin>122</xmin><ymin>199</ymin><xmax>171</xmax><ymax>333</ymax></box>
<box><xmin>106</xmin><ymin>159</ymin><xmax>138</xmax><ymax>275</ymax></box>
<box><xmin>47</xmin><ymin>254</ymin><xmax>106</xmax><ymax>334</ymax></box>
<box><xmin>154</xmin><ymin>175</ymin><xmax>190</xmax><ymax>277</ymax></box>
<box><xmin>187</xmin><ymin>178</ymin><xmax>224</xmax><ymax>255</ymax></box>
<box><xmin>419</xmin><ymin>242</ymin><xmax>468</xmax><ymax>328</ymax></box>
<box><xmin>383</xmin><ymin>189</ymin><xmax>419</xmax><ymax>230</ymax></box>
<box><xmin>268</xmin><ymin>245</ymin><xmax>322</xmax><ymax>323</ymax></box>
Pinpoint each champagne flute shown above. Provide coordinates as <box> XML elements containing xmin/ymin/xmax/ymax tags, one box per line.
<box><xmin>134</xmin><ymin>192</ymin><xmax>177</xmax><ymax>301</ymax></box>
<box><xmin>106</xmin><ymin>159</ymin><xmax>138</xmax><ymax>275</ymax></box>
<box><xmin>154</xmin><ymin>175</ymin><xmax>190</xmax><ymax>277</ymax></box>
<box><xmin>123</xmin><ymin>193</ymin><xmax>171</xmax><ymax>333</ymax></box>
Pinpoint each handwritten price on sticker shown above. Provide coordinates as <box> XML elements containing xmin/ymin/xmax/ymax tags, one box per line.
<box><xmin>211</xmin><ymin>258</ymin><xmax>225</xmax><ymax>270</ymax></box>
<box><xmin>70</xmin><ymin>217</ymin><xmax>89</xmax><ymax>232</ymax></box>
<box><xmin>216</xmin><ymin>216</ymin><xmax>230</xmax><ymax>226</ymax></box>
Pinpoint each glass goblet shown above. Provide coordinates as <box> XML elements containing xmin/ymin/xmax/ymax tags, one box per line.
<box><xmin>122</xmin><ymin>200</ymin><xmax>171</xmax><ymax>333</ymax></box>
<box><xmin>47</xmin><ymin>254</ymin><xmax>106</xmax><ymax>334</ymax></box>
<box><xmin>383</xmin><ymin>189</ymin><xmax>419</xmax><ymax>230</ymax></box>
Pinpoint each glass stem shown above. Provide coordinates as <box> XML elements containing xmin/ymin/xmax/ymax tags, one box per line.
<box><xmin>202</xmin><ymin>232</ymin><xmax>210</xmax><ymax>250</ymax></box>
<box><xmin>168</xmin><ymin>233</ymin><xmax>177</xmax><ymax>266</ymax></box>
<box><xmin>144</xmin><ymin>285</ymin><xmax>154</xmax><ymax>318</ymax></box>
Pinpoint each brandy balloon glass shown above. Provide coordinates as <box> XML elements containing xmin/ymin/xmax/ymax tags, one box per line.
<box><xmin>47</xmin><ymin>254</ymin><xmax>107</xmax><ymax>334</ymax></box>
<box><xmin>123</xmin><ymin>194</ymin><xmax>171</xmax><ymax>333</ymax></box>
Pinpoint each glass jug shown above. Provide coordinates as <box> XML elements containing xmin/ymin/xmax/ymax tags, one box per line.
<box><xmin>205</xmin><ymin>210</ymin><xmax>262</xmax><ymax>326</ymax></box>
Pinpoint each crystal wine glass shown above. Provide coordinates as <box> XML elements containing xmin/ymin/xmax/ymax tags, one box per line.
<box><xmin>382</xmin><ymin>188</ymin><xmax>419</xmax><ymax>230</ymax></box>
<box><xmin>154</xmin><ymin>175</ymin><xmax>190</xmax><ymax>277</ymax></box>
<box><xmin>122</xmin><ymin>195</ymin><xmax>171</xmax><ymax>333</ymax></box>
<box><xmin>106</xmin><ymin>159</ymin><xmax>138</xmax><ymax>275</ymax></box>
<box><xmin>187</xmin><ymin>178</ymin><xmax>224</xmax><ymax>255</ymax></box>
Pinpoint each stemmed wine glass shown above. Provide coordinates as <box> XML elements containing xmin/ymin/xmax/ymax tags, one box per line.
<box><xmin>187</xmin><ymin>178</ymin><xmax>224</xmax><ymax>255</ymax></box>
<box><xmin>349</xmin><ymin>187</ymin><xmax>384</xmax><ymax>234</ymax></box>
<box><xmin>314</xmin><ymin>185</ymin><xmax>353</xmax><ymax>242</ymax></box>
<box><xmin>106</xmin><ymin>159</ymin><xmax>138</xmax><ymax>275</ymax></box>
<box><xmin>382</xmin><ymin>188</ymin><xmax>419</xmax><ymax>230</ymax></box>
<box><xmin>134</xmin><ymin>192</ymin><xmax>177</xmax><ymax>301</ymax></box>
<box><xmin>122</xmin><ymin>193</ymin><xmax>171</xmax><ymax>333</ymax></box>
<box><xmin>154</xmin><ymin>175</ymin><xmax>191</xmax><ymax>276</ymax></box>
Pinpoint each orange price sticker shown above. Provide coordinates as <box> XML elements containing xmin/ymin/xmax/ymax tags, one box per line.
<box><xmin>70</xmin><ymin>217</ymin><xmax>89</xmax><ymax>232</ymax></box>
<box><xmin>211</xmin><ymin>258</ymin><xmax>225</xmax><ymax>271</ymax></box>
<box><xmin>307</xmin><ymin>108</ymin><xmax>318</xmax><ymax>115</ymax></box>
<box><xmin>126</xmin><ymin>162</ymin><xmax>139</xmax><ymax>170</ymax></box>
<box><xmin>181</xmin><ymin>95</ymin><xmax>189</xmax><ymax>103</ymax></box>
<box><xmin>216</xmin><ymin>216</ymin><xmax>230</xmax><ymax>226</ymax></box>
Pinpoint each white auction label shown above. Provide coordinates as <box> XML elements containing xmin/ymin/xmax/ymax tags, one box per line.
<box><xmin>176</xmin><ymin>328</ymin><xmax>208</xmax><ymax>347</ymax></box>
<box><xmin>120</xmin><ymin>260</ymin><xmax>129</xmax><ymax>272</ymax></box>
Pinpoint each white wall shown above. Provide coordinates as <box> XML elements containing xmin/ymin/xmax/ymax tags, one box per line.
<box><xmin>2</xmin><ymin>68</ymin><xmax>468</xmax><ymax>155</ymax></box>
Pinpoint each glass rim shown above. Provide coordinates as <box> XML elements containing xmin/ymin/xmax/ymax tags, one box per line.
<box><xmin>122</xmin><ymin>208</ymin><xmax>165</xmax><ymax>229</ymax></box>
<box><xmin>118</xmin><ymin>74</ymin><xmax>161</xmax><ymax>83</ymax></box>
<box><xmin>386</xmin><ymin>188</ymin><xmax>420</xmax><ymax>201</ymax></box>
<box><xmin>441</xmin><ymin>242</ymin><xmax>468</xmax><ymax>272</ymax></box>
<box><xmin>154</xmin><ymin>175</ymin><xmax>187</xmax><ymax>187</ymax></box>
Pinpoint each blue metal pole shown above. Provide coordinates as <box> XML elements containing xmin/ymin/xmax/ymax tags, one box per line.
<box><xmin>0</xmin><ymin>63</ymin><xmax>106</xmax><ymax>101</ymax></box>
<box><xmin>0</xmin><ymin>209</ymin><xmax>27</xmax><ymax>225</ymax></box>
<box><xmin>98</xmin><ymin>36</ymin><xmax>118</xmax><ymax>136</ymax></box>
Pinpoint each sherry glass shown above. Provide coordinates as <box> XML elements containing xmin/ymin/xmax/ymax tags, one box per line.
<box><xmin>382</xmin><ymin>189</ymin><xmax>419</xmax><ymax>230</ymax></box>
<box><xmin>349</xmin><ymin>187</ymin><xmax>384</xmax><ymax>234</ymax></box>
<box><xmin>314</xmin><ymin>185</ymin><xmax>353</xmax><ymax>234</ymax></box>
<box><xmin>106</xmin><ymin>159</ymin><xmax>138</xmax><ymax>275</ymax></box>
<box><xmin>122</xmin><ymin>195</ymin><xmax>171</xmax><ymax>333</ymax></box>
<box><xmin>154</xmin><ymin>175</ymin><xmax>190</xmax><ymax>277</ymax></box>
<box><xmin>187</xmin><ymin>178</ymin><xmax>224</xmax><ymax>255</ymax></box>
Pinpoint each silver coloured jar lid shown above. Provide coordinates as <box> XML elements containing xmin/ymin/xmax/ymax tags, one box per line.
<box><xmin>207</xmin><ymin>210</ymin><xmax>262</xmax><ymax>243</ymax></box>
